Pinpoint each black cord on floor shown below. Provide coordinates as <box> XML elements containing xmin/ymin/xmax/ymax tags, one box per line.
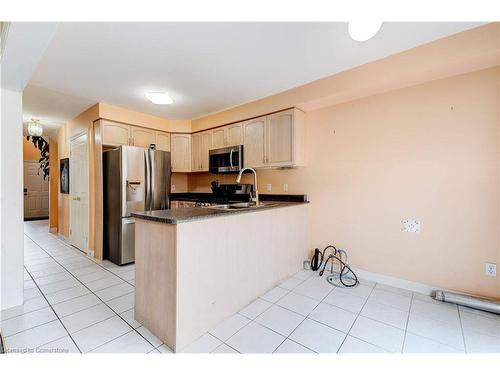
<box><xmin>311</xmin><ymin>245</ymin><xmax>359</xmax><ymax>287</ymax></box>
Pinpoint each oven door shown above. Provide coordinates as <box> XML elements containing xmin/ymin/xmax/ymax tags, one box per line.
<box><xmin>209</xmin><ymin>146</ymin><xmax>243</xmax><ymax>173</ymax></box>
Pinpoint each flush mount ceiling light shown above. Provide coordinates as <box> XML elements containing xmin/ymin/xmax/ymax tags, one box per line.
<box><xmin>145</xmin><ymin>91</ymin><xmax>173</xmax><ymax>105</ymax></box>
<box><xmin>348</xmin><ymin>21</ymin><xmax>382</xmax><ymax>42</ymax></box>
<box><xmin>27</xmin><ymin>118</ymin><xmax>43</xmax><ymax>137</ymax></box>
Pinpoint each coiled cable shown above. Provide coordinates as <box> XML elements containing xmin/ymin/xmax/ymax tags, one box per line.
<box><xmin>313</xmin><ymin>245</ymin><xmax>359</xmax><ymax>288</ymax></box>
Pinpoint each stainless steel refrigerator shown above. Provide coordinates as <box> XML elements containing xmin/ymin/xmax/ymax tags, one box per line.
<box><xmin>103</xmin><ymin>145</ymin><xmax>171</xmax><ymax>265</ymax></box>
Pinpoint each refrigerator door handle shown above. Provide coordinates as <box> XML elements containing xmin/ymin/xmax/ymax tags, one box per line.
<box><xmin>150</xmin><ymin>150</ymin><xmax>156</xmax><ymax>210</ymax></box>
<box><xmin>144</xmin><ymin>150</ymin><xmax>152</xmax><ymax>211</ymax></box>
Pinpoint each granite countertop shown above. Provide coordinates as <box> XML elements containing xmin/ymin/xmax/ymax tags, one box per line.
<box><xmin>131</xmin><ymin>201</ymin><xmax>308</xmax><ymax>224</ymax></box>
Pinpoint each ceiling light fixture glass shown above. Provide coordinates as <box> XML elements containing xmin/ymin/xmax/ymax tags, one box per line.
<box><xmin>28</xmin><ymin>119</ymin><xmax>43</xmax><ymax>137</ymax></box>
<box><xmin>348</xmin><ymin>21</ymin><xmax>382</xmax><ymax>42</ymax></box>
<box><xmin>145</xmin><ymin>91</ymin><xmax>174</xmax><ymax>105</ymax></box>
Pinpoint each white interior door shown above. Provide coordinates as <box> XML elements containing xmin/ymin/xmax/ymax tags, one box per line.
<box><xmin>23</xmin><ymin>160</ymin><xmax>49</xmax><ymax>219</ymax></box>
<box><xmin>70</xmin><ymin>132</ymin><xmax>89</xmax><ymax>252</ymax></box>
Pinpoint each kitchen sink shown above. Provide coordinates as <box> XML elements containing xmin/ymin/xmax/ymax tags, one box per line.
<box><xmin>209</xmin><ymin>202</ymin><xmax>278</xmax><ymax>211</ymax></box>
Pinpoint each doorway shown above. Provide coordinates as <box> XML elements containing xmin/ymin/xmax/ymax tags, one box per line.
<box><xmin>69</xmin><ymin>132</ymin><xmax>89</xmax><ymax>253</ymax></box>
<box><xmin>23</xmin><ymin>160</ymin><xmax>49</xmax><ymax>220</ymax></box>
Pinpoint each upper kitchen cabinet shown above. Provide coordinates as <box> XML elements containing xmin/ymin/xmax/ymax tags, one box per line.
<box><xmin>243</xmin><ymin>108</ymin><xmax>305</xmax><ymax>169</ymax></box>
<box><xmin>211</xmin><ymin>128</ymin><xmax>226</xmax><ymax>149</ymax></box>
<box><xmin>243</xmin><ymin>116</ymin><xmax>267</xmax><ymax>168</ymax></box>
<box><xmin>131</xmin><ymin>126</ymin><xmax>156</xmax><ymax>148</ymax></box>
<box><xmin>171</xmin><ymin>134</ymin><xmax>192</xmax><ymax>172</ymax></box>
<box><xmin>210</xmin><ymin>123</ymin><xmax>243</xmax><ymax>149</ymax></box>
<box><xmin>226</xmin><ymin>123</ymin><xmax>243</xmax><ymax>146</ymax></box>
<box><xmin>101</xmin><ymin>120</ymin><xmax>166</xmax><ymax>149</ymax></box>
<box><xmin>155</xmin><ymin>131</ymin><xmax>171</xmax><ymax>152</ymax></box>
<box><xmin>267</xmin><ymin>109</ymin><xmax>305</xmax><ymax>167</ymax></box>
<box><xmin>192</xmin><ymin>131</ymin><xmax>211</xmax><ymax>172</ymax></box>
<box><xmin>101</xmin><ymin>120</ymin><xmax>131</xmax><ymax>146</ymax></box>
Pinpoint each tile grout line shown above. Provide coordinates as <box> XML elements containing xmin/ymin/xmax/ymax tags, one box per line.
<box><xmin>37</xmin><ymin>231</ymin><xmax>135</xmax><ymax>287</ymax></box>
<box><xmin>27</xmin><ymin>228</ymin><xmax>163</xmax><ymax>352</ymax></box>
<box><xmin>24</xmin><ymin>223</ymin><xmax>488</xmax><ymax>354</ymax></box>
<box><xmin>271</xmin><ymin>272</ymin><xmax>343</xmax><ymax>353</ymax></box>
<box><xmin>400</xmin><ymin>291</ymin><xmax>414</xmax><ymax>353</ymax></box>
<box><xmin>334</xmin><ymin>281</ymin><xmax>378</xmax><ymax>353</ymax></box>
<box><xmin>208</xmin><ymin>276</ymin><xmax>311</xmax><ymax>353</ymax></box>
<box><xmin>457</xmin><ymin>305</ymin><xmax>468</xmax><ymax>353</ymax></box>
<box><xmin>22</xmin><ymin>266</ymin><xmax>83</xmax><ymax>353</ymax></box>
<box><xmin>276</xmin><ymin>274</ymin><xmax>333</xmax><ymax>353</ymax></box>
<box><xmin>24</xmin><ymin>231</ymin><xmax>153</xmax><ymax>351</ymax></box>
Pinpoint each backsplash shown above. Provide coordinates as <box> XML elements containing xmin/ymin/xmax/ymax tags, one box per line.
<box><xmin>186</xmin><ymin>168</ymin><xmax>307</xmax><ymax>195</ymax></box>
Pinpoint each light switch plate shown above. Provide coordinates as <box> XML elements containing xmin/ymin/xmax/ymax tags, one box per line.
<box><xmin>266</xmin><ymin>183</ymin><xmax>272</xmax><ymax>192</ymax></box>
<box><xmin>283</xmin><ymin>183</ymin><xmax>288</xmax><ymax>192</ymax></box>
<box><xmin>402</xmin><ymin>219</ymin><xmax>420</xmax><ymax>233</ymax></box>
<box><xmin>485</xmin><ymin>263</ymin><xmax>497</xmax><ymax>277</ymax></box>
<box><xmin>171</xmin><ymin>185</ymin><xmax>176</xmax><ymax>192</ymax></box>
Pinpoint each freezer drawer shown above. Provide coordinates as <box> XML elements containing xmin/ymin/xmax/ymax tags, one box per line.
<box><xmin>121</xmin><ymin>217</ymin><xmax>135</xmax><ymax>265</ymax></box>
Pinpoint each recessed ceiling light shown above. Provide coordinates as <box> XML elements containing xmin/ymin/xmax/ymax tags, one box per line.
<box><xmin>348</xmin><ymin>21</ymin><xmax>382</xmax><ymax>42</ymax></box>
<box><xmin>145</xmin><ymin>91</ymin><xmax>173</xmax><ymax>105</ymax></box>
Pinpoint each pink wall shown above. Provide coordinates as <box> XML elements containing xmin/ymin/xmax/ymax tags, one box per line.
<box><xmin>190</xmin><ymin>67</ymin><xmax>500</xmax><ymax>298</ymax></box>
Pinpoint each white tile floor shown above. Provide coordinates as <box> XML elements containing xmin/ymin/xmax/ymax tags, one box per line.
<box><xmin>2</xmin><ymin>220</ymin><xmax>500</xmax><ymax>353</ymax></box>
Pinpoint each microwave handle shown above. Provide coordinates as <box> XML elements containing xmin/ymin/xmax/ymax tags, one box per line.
<box><xmin>230</xmin><ymin>149</ymin><xmax>234</xmax><ymax>168</ymax></box>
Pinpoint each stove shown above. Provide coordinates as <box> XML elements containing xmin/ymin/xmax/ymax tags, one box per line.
<box><xmin>194</xmin><ymin>197</ymin><xmax>248</xmax><ymax>207</ymax></box>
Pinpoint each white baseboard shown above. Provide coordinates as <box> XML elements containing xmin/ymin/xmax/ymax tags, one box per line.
<box><xmin>57</xmin><ymin>234</ymin><xmax>69</xmax><ymax>242</ymax></box>
<box><xmin>351</xmin><ymin>267</ymin><xmax>457</xmax><ymax>296</ymax></box>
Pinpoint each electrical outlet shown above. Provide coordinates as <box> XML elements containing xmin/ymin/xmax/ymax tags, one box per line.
<box><xmin>171</xmin><ymin>185</ymin><xmax>176</xmax><ymax>192</ymax></box>
<box><xmin>283</xmin><ymin>183</ymin><xmax>288</xmax><ymax>192</ymax></box>
<box><xmin>266</xmin><ymin>183</ymin><xmax>272</xmax><ymax>192</ymax></box>
<box><xmin>485</xmin><ymin>263</ymin><xmax>497</xmax><ymax>277</ymax></box>
<box><xmin>402</xmin><ymin>219</ymin><xmax>420</xmax><ymax>233</ymax></box>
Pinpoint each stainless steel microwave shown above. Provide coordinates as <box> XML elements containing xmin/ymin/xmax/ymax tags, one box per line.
<box><xmin>209</xmin><ymin>145</ymin><xmax>243</xmax><ymax>174</ymax></box>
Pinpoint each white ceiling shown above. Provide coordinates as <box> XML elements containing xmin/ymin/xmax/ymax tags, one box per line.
<box><xmin>22</xmin><ymin>85</ymin><xmax>96</xmax><ymax>138</ymax></box>
<box><xmin>26</xmin><ymin>22</ymin><xmax>482</xmax><ymax>124</ymax></box>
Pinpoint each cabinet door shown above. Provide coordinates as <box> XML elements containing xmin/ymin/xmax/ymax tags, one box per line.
<box><xmin>155</xmin><ymin>131</ymin><xmax>171</xmax><ymax>152</ymax></box>
<box><xmin>226</xmin><ymin>123</ymin><xmax>243</xmax><ymax>146</ymax></box>
<box><xmin>200</xmin><ymin>131</ymin><xmax>211</xmax><ymax>171</ymax></box>
<box><xmin>243</xmin><ymin>117</ymin><xmax>267</xmax><ymax>168</ymax></box>
<box><xmin>131</xmin><ymin>127</ymin><xmax>156</xmax><ymax>148</ymax></box>
<box><xmin>191</xmin><ymin>133</ymin><xmax>201</xmax><ymax>171</ymax></box>
<box><xmin>102</xmin><ymin>121</ymin><xmax>130</xmax><ymax>146</ymax></box>
<box><xmin>211</xmin><ymin>128</ymin><xmax>226</xmax><ymax>149</ymax></box>
<box><xmin>267</xmin><ymin>110</ymin><xmax>294</xmax><ymax>166</ymax></box>
<box><xmin>171</xmin><ymin>134</ymin><xmax>191</xmax><ymax>172</ymax></box>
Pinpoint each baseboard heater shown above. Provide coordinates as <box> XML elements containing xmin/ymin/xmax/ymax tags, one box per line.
<box><xmin>435</xmin><ymin>290</ymin><xmax>500</xmax><ymax>315</ymax></box>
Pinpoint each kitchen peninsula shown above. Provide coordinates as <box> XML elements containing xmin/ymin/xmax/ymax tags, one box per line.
<box><xmin>131</xmin><ymin>199</ymin><xmax>308</xmax><ymax>352</ymax></box>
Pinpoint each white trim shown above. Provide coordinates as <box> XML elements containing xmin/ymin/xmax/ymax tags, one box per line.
<box><xmin>352</xmin><ymin>266</ymin><xmax>460</xmax><ymax>296</ymax></box>
<box><xmin>69</xmin><ymin>129</ymin><xmax>88</xmax><ymax>142</ymax></box>
<box><xmin>57</xmin><ymin>233</ymin><xmax>69</xmax><ymax>242</ymax></box>
<box><xmin>69</xmin><ymin>130</ymin><xmax>89</xmax><ymax>253</ymax></box>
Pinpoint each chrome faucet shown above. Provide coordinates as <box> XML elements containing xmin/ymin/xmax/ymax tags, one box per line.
<box><xmin>236</xmin><ymin>167</ymin><xmax>259</xmax><ymax>206</ymax></box>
